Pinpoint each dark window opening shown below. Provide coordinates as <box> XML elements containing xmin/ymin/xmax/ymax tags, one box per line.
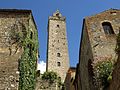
<box><xmin>16</xmin><ymin>80</ymin><xmax>19</xmax><ymax>82</ymax></box>
<box><xmin>57</xmin><ymin>62</ymin><xmax>61</xmax><ymax>66</ymax></box>
<box><xmin>102</xmin><ymin>22</ymin><xmax>114</xmax><ymax>34</ymax></box>
<box><xmin>30</xmin><ymin>31</ymin><xmax>33</xmax><ymax>39</ymax></box>
<box><xmin>56</xmin><ymin>13</ymin><xmax>59</xmax><ymax>17</ymax></box>
<box><xmin>2</xmin><ymin>71</ymin><xmax>5</xmax><ymax>73</ymax></box>
<box><xmin>110</xmin><ymin>11</ymin><xmax>117</xmax><ymax>15</ymax></box>
<box><xmin>57</xmin><ymin>24</ymin><xmax>60</xmax><ymax>28</ymax></box>
<box><xmin>57</xmin><ymin>53</ymin><xmax>61</xmax><ymax>57</ymax></box>
<box><xmin>36</xmin><ymin>70</ymin><xmax>40</xmax><ymax>77</ymax></box>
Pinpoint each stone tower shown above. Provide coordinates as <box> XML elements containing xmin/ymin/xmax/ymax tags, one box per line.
<box><xmin>46</xmin><ymin>10</ymin><xmax>70</xmax><ymax>82</ymax></box>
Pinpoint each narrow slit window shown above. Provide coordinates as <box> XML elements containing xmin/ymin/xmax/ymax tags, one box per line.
<box><xmin>30</xmin><ymin>31</ymin><xmax>33</xmax><ymax>39</ymax></box>
<box><xmin>102</xmin><ymin>22</ymin><xmax>114</xmax><ymax>34</ymax></box>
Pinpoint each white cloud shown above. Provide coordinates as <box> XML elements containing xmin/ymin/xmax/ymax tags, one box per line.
<box><xmin>37</xmin><ymin>61</ymin><xmax>46</xmax><ymax>74</ymax></box>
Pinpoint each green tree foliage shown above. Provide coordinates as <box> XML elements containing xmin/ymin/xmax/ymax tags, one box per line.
<box><xmin>94</xmin><ymin>60</ymin><xmax>113</xmax><ymax>89</ymax></box>
<box><xmin>17</xmin><ymin>22</ymin><xmax>38</xmax><ymax>90</ymax></box>
<box><xmin>41</xmin><ymin>71</ymin><xmax>64</xmax><ymax>89</ymax></box>
<box><xmin>42</xmin><ymin>71</ymin><xmax>58</xmax><ymax>83</ymax></box>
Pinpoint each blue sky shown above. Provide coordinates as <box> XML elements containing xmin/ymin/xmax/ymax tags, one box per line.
<box><xmin>0</xmin><ymin>1</ymin><xmax>120</xmax><ymax>67</ymax></box>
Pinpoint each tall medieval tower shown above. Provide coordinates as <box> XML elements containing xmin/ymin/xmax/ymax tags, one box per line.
<box><xmin>46</xmin><ymin>10</ymin><xmax>70</xmax><ymax>82</ymax></box>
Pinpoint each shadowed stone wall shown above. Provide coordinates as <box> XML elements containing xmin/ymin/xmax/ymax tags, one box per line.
<box><xmin>79</xmin><ymin>9</ymin><xmax>120</xmax><ymax>90</ymax></box>
<box><xmin>109</xmin><ymin>55</ymin><xmax>120</xmax><ymax>90</ymax></box>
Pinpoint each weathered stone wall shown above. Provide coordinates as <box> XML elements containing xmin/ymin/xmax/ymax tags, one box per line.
<box><xmin>64</xmin><ymin>67</ymin><xmax>76</xmax><ymax>90</ymax></box>
<box><xmin>79</xmin><ymin>19</ymin><xmax>95</xmax><ymax>90</ymax></box>
<box><xmin>46</xmin><ymin>10</ymin><xmax>70</xmax><ymax>82</ymax></box>
<box><xmin>109</xmin><ymin>55</ymin><xmax>120</xmax><ymax>90</ymax></box>
<box><xmin>73</xmin><ymin>64</ymin><xmax>81</xmax><ymax>90</ymax></box>
<box><xmin>36</xmin><ymin>77</ymin><xmax>60</xmax><ymax>90</ymax></box>
<box><xmin>0</xmin><ymin>12</ymin><xmax>29</xmax><ymax>90</ymax></box>
<box><xmin>85</xmin><ymin>9</ymin><xmax>120</xmax><ymax>64</ymax></box>
<box><xmin>0</xmin><ymin>10</ymin><xmax>38</xmax><ymax>90</ymax></box>
<box><xmin>79</xmin><ymin>9</ymin><xmax>120</xmax><ymax>90</ymax></box>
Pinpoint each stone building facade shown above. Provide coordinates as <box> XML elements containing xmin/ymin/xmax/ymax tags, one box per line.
<box><xmin>73</xmin><ymin>64</ymin><xmax>81</xmax><ymax>90</ymax></box>
<box><xmin>64</xmin><ymin>67</ymin><xmax>76</xmax><ymax>90</ymax></box>
<box><xmin>78</xmin><ymin>9</ymin><xmax>120</xmax><ymax>90</ymax></box>
<box><xmin>0</xmin><ymin>9</ymin><xmax>38</xmax><ymax>90</ymax></box>
<box><xmin>46</xmin><ymin>10</ymin><xmax>70</xmax><ymax>82</ymax></box>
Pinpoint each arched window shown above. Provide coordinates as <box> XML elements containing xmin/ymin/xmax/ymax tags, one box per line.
<box><xmin>57</xmin><ymin>62</ymin><xmax>61</xmax><ymax>66</ymax></box>
<box><xmin>102</xmin><ymin>22</ymin><xmax>114</xmax><ymax>34</ymax></box>
<box><xmin>57</xmin><ymin>53</ymin><xmax>60</xmax><ymax>57</ymax></box>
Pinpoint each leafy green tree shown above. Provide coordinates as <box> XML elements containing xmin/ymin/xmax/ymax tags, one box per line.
<box><xmin>94</xmin><ymin>60</ymin><xmax>113</xmax><ymax>89</ymax></box>
<box><xmin>42</xmin><ymin>71</ymin><xmax>58</xmax><ymax>83</ymax></box>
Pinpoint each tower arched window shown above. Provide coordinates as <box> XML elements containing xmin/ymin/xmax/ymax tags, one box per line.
<box><xmin>102</xmin><ymin>22</ymin><xmax>114</xmax><ymax>34</ymax></box>
<box><xmin>57</xmin><ymin>62</ymin><xmax>61</xmax><ymax>66</ymax></box>
<box><xmin>57</xmin><ymin>53</ymin><xmax>60</xmax><ymax>57</ymax></box>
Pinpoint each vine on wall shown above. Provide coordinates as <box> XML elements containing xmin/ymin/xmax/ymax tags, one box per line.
<box><xmin>16</xmin><ymin>21</ymin><xmax>38</xmax><ymax>90</ymax></box>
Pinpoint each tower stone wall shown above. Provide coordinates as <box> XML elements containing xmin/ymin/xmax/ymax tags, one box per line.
<box><xmin>46</xmin><ymin>10</ymin><xmax>70</xmax><ymax>82</ymax></box>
